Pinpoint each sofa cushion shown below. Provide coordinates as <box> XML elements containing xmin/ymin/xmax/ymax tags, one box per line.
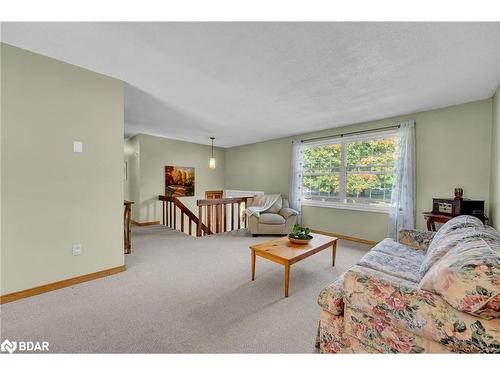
<box><xmin>318</xmin><ymin>273</ymin><xmax>345</xmax><ymax>315</ymax></box>
<box><xmin>358</xmin><ymin>241</ymin><xmax>423</xmax><ymax>283</ymax></box>
<box><xmin>419</xmin><ymin>238</ymin><xmax>500</xmax><ymax>319</ymax></box>
<box><xmin>420</xmin><ymin>224</ymin><xmax>499</xmax><ymax>277</ymax></box>
<box><xmin>372</xmin><ymin>238</ymin><xmax>426</xmax><ymax>263</ymax></box>
<box><xmin>425</xmin><ymin>215</ymin><xmax>483</xmax><ymax>258</ymax></box>
<box><xmin>258</xmin><ymin>213</ymin><xmax>286</xmax><ymax>225</ymax></box>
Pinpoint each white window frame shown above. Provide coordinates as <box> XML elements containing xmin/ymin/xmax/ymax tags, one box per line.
<box><xmin>301</xmin><ymin>129</ymin><xmax>397</xmax><ymax>213</ymax></box>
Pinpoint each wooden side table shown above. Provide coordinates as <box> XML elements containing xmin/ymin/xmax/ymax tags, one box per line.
<box><xmin>422</xmin><ymin>212</ymin><xmax>453</xmax><ymax>231</ymax></box>
<box><xmin>423</xmin><ymin>212</ymin><xmax>488</xmax><ymax>231</ymax></box>
<box><xmin>124</xmin><ymin>200</ymin><xmax>134</xmax><ymax>254</ymax></box>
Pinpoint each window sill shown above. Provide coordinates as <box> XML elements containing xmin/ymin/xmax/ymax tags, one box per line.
<box><xmin>301</xmin><ymin>200</ymin><xmax>391</xmax><ymax>214</ymax></box>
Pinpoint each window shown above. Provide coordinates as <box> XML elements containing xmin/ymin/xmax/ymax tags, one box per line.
<box><xmin>302</xmin><ymin>130</ymin><xmax>397</xmax><ymax>212</ymax></box>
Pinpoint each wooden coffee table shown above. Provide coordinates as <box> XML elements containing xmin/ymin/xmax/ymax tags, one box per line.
<box><xmin>249</xmin><ymin>233</ymin><xmax>338</xmax><ymax>297</ymax></box>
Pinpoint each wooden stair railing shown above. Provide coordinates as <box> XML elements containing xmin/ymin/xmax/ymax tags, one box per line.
<box><xmin>196</xmin><ymin>197</ymin><xmax>251</xmax><ymax>236</ymax></box>
<box><xmin>124</xmin><ymin>200</ymin><xmax>134</xmax><ymax>254</ymax></box>
<box><xmin>158</xmin><ymin>195</ymin><xmax>211</xmax><ymax>236</ymax></box>
<box><xmin>159</xmin><ymin>195</ymin><xmax>252</xmax><ymax>237</ymax></box>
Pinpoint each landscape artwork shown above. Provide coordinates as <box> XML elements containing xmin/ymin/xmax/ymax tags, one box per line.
<box><xmin>164</xmin><ymin>166</ymin><xmax>195</xmax><ymax>197</ymax></box>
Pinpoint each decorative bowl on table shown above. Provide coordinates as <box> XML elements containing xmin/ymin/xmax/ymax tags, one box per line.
<box><xmin>288</xmin><ymin>235</ymin><xmax>313</xmax><ymax>245</ymax></box>
<box><xmin>288</xmin><ymin>224</ymin><xmax>313</xmax><ymax>245</ymax></box>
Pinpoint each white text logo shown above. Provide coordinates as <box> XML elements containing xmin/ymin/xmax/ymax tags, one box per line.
<box><xmin>1</xmin><ymin>339</ymin><xmax>49</xmax><ymax>353</ymax></box>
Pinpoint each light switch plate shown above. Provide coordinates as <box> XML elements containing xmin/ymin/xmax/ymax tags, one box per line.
<box><xmin>72</xmin><ymin>244</ymin><xmax>82</xmax><ymax>256</ymax></box>
<box><xmin>73</xmin><ymin>141</ymin><xmax>83</xmax><ymax>153</ymax></box>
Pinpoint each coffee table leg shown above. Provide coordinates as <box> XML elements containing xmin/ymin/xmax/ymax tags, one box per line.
<box><xmin>251</xmin><ymin>249</ymin><xmax>256</xmax><ymax>281</ymax></box>
<box><xmin>284</xmin><ymin>262</ymin><xmax>290</xmax><ymax>298</ymax></box>
<box><xmin>332</xmin><ymin>241</ymin><xmax>337</xmax><ymax>267</ymax></box>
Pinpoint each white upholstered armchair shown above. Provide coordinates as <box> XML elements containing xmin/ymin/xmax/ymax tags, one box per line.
<box><xmin>247</xmin><ymin>196</ymin><xmax>298</xmax><ymax>236</ymax></box>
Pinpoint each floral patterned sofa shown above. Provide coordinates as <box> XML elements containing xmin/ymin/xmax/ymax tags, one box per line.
<box><xmin>316</xmin><ymin>215</ymin><xmax>500</xmax><ymax>353</ymax></box>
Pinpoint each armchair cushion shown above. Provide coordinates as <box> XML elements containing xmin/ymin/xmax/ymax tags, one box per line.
<box><xmin>258</xmin><ymin>213</ymin><xmax>285</xmax><ymax>225</ymax></box>
<box><xmin>419</xmin><ymin>238</ymin><xmax>500</xmax><ymax>319</ymax></box>
<box><xmin>344</xmin><ymin>266</ymin><xmax>500</xmax><ymax>353</ymax></box>
<box><xmin>279</xmin><ymin>207</ymin><xmax>298</xmax><ymax>219</ymax></box>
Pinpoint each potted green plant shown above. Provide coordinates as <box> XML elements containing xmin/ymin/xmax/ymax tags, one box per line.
<box><xmin>288</xmin><ymin>224</ymin><xmax>313</xmax><ymax>244</ymax></box>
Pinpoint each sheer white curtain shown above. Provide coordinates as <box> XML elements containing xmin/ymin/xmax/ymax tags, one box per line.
<box><xmin>388</xmin><ymin>121</ymin><xmax>416</xmax><ymax>239</ymax></box>
<box><xmin>289</xmin><ymin>140</ymin><xmax>304</xmax><ymax>223</ymax></box>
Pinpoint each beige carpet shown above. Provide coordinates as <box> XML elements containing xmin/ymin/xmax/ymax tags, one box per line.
<box><xmin>0</xmin><ymin>226</ymin><xmax>370</xmax><ymax>353</ymax></box>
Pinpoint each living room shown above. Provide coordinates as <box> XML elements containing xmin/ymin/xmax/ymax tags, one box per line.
<box><xmin>1</xmin><ymin>1</ymin><xmax>499</xmax><ymax>373</ymax></box>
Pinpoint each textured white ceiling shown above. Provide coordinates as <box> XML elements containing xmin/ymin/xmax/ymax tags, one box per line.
<box><xmin>2</xmin><ymin>22</ymin><xmax>499</xmax><ymax>147</ymax></box>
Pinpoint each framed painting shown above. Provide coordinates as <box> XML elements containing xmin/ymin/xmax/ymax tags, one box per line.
<box><xmin>164</xmin><ymin>166</ymin><xmax>195</xmax><ymax>197</ymax></box>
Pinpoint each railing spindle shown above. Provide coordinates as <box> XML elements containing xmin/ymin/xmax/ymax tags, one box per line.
<box><xmin>170</xmin><ymin>202</ymin><xmax>173</xmax><ymax>228</ymax></box>
<box><xmin>168</xmin><ymin>202</ymin><xmax>171</xmax><ymax>228</ymax></box>
<box><xmin>215</xmin><ymin>205</ymin><xmax>220</xmax><ymax>233</ymax></box>
<box><xmin>237</xmin><ymin>202</ymin><xmax>241</xmax><ymax>229</ymax></box>
<box><xmin>167</xmin><ymin>202</ymin><xmax>172</xmax><ymax>227</ymax></box>
<box><xmin>207</xmin><ymin>205</ymin><xmax>212</xmax><ymax>233</ymax></box>
<box><xmin>181</xmin><ymin>212</ymin><xmax>184</xmax><ymax>232</ymax></box>
<box><xmin>243</xmin><ymin>201</ymin><xmax>247</xmax><ymax>227</ymax></box>
<box><xmin>231</xmin><ymin>203</ymin><xmax>235</xmax><ymax>231</ymax></box>
<box><xmin>223</xmin><ymin>204</ymin><xmax>227</xmax><ymax>232</ymax></box>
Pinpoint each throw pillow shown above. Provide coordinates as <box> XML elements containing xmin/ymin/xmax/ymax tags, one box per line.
<box><xmin>419</xmin><ymin>238</ymin><xmax>500</xmax><ymax>319</ymax></box>
<box><xmin>420</xmin><ymin>215</ymin><xmax>484</xmax><ymax>277</ymax></box>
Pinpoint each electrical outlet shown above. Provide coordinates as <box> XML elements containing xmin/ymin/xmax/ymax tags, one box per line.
<box><xmin>72</xmin><ymin>244</ymin><xmax>82</xmax><ymax>256</ymax></box>
<box><xmin>73</xmin><ymin>141</ymin><xmax>83</xmax><ymax>153</ymax></box>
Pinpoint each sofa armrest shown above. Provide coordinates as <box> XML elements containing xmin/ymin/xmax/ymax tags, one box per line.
<box><xmin>318</xmin><ymin>273</ymin><xmax>345</xmax><ymax>316</ymax></box>
<box><xmin>247</xmin><ymin>215</ymin><xmax>259</xmax><ymax>234</ymax></box>
<box><xmin>279</xmin><ymin>207</ymin><xmax>298</xmax><ymax>219</ymax></box>
<box><xmin>343</xmin><ymin>266</ymin><xmax>500</xmax><ymax>353</ymax></box>
<box><xmin>398</xmin><ymin>229</ymin><xmax>435</xmax><ymax>252</ymax></box>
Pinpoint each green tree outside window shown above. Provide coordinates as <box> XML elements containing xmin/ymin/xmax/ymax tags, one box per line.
<box><xmin>302</xmin><ymin>135</ymin><xmax>397</xmax><ymax>206</ymax></box>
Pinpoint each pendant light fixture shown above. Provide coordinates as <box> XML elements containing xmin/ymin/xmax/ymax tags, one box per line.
<box><xmin>208</xmin><ymin>137</ymin><xmax>216</xmax><ymax>169</ymax></box>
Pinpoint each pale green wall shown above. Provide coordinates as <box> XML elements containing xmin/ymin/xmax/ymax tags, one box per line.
<box><xmin>1</xmin><ymin>44</ymin><xmax>125</xmax><ymax>295</ymax></box>
<box><xmin>129</xmin><ymin>134</ymin><xmax>225</xmax><ymax>223</ymax></box>
<box><xmin>225</xmin><ymin>99</ymin><xmax>493</xmax><ymax>241</ymax></box>
<box><xmin>490</xmin><ymin>85</ymin><xmax>500</xmax><ymax>229</ymax></box>
<box><xmin>0</xmin><ymin>42</ymin><xmax>3</xmax><ymax>285</ymax></box>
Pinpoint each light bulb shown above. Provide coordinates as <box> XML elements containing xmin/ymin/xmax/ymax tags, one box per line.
<box><xmin>209</xmin><ymin>157</ymin><xmax>216</xmax><ymax>169</ymax></box>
